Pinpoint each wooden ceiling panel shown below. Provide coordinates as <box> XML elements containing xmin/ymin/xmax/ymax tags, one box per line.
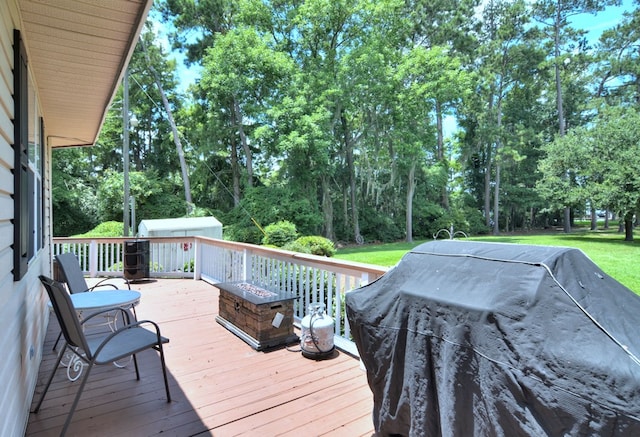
<box><xmin>18</xmin><ymin>0</ymin><xmax>151</xmax><ymax>147</ymax></box>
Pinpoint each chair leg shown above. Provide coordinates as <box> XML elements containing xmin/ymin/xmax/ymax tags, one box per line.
<box><xmin>52</xmin><ymin>331</ymin><xmax>62</xmax><ymax>350</ymax></box>
<box><xmin>32</xmin><ymin>344</ymin><xmax>66</xmax><ymax>413</ymax></box>
<box><xmin>158</xmin><ymin>344</ymin><xmax>171</xmax><ymax>402</ymax></box>
<box><xmin>61</xmin><ymin>360</ymin><xmax>95</xmax><ymax>436</ymax></box>
<box><xmin>133</xmin><ymin>354</ymin><xmax>140</xmax><ymax>380</ymax></box>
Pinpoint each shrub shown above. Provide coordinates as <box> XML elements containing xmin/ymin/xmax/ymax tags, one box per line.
<box><xmin>281</xmin><ymin>240</ymin><xmax>312</xmax><ymax>254</ymax></box>
<box><xmin>72</xmin><ymin>221</ymin><xmax>123</xmax><ymax>237</ymax></box>
<box><xmin>262</xmin><ymin>220</ymin><xmax>298</xmax><ymax>247</ymax></box>
<box><xmin>223</xmin><ymin>223</ymin><xmax>263</xmax><ymax>244</ymax></box>
<box><xmin>293</xmin><ymin>236</ymin><xmax>336</xmax><ymax>257</ymax></box>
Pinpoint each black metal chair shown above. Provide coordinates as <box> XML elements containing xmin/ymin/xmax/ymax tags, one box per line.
<box><xmin>55</xmin><ymin>252</ymin><xmax>131</xmax><ymax>293</ymax></box>
<box><xmin>52</xmin><ymin>252</ymin><xmax>133</xmax><ymax>350</ymax></box>
<box><xmin>34</xmin><ymin>276</ymin><xmax>171</xmax><ymax>436</ymax></box>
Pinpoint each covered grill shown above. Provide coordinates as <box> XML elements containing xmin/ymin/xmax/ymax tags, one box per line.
<box><xmin>346</xmin><ymin>240</ymin><xmax>640</xmax><ymax>436</ymax></box>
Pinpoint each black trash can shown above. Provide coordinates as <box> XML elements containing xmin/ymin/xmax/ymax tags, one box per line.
<box><xmin>124</xmin><ymin>240</ymin><xmax>150</xmax><ymax>280</ymax></box>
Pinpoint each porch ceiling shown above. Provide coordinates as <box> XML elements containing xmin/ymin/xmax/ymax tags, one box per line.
<box><xmin>18</xmin><ymin>0</ymin><xmax>152</xmax><ymax>148</ymax></box>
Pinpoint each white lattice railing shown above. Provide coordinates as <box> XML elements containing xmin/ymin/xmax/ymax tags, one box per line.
<box><xmin>52</xmin><ymin>236</ymin><xmax>387</xmax><ymax>355</ymax></box>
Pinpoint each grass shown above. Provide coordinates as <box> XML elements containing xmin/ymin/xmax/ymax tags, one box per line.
<box><xmin>335</xmin><ymin>228</ymin><xmax>640</xmax><ymax>294</ymax></box>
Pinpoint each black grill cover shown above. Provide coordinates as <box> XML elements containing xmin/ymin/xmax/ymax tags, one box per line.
<box><xmin>345</xmin><ymin>240</ymin><xmax>640</xmax><ymax>436</ymax></box>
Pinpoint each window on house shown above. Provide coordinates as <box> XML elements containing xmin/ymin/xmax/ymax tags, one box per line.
<box><xmin>13</xmin><ymin>29</ymin><xmax>29</xmax><ymax>281</ymax></box>
<box><xmin>13</xmin><ymin>29</ymin><xmax>43</xmax><ymax>281</ymax></box>
<box><xmin>28</xmin><ymin>80</ymin><xmax>43</xmax><ymax>260</ymax></box>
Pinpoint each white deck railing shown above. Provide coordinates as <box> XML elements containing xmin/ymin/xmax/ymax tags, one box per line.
<box><xmin>52</xmin><ymin>236</ymin><xmax>388</xmax><ymax>355</ymax></box>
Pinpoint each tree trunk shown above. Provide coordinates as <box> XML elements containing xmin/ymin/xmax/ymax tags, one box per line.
<box><xmin>435</xmin><ymin>101</ymin><xmax>449</xmax><ymax>209</ymax></box>
<box><xmin>230</xmin><ymin>134</ymin><xmax>240</xmax><ymax>207</ymax></box>
<box><xmin>484</xmin><ymin>148</ymin><xmax>492</xmax><ymax>228</ymax></box>
<box><xmin>493</xmin><ymin>163</ymin><xmax>500</xmax><ymax>235</ymax></box>
<box><xmin>406</xmin><ymin>161</ymin><xmax>416</xmax><ymax>243</ymax></box>
<box><xmin>624</xmin><ymin>211</ymin><xmax>634</xmax><ymax>241</ymax></box>
<box><xmin>342</xmin><ymin>114</ymin><xmax>360</xmax><ymax>242</ymax></box>
<box><xmin>590</xmin><ymin>207</ymin><xmax>597</xmax><ymax>230</ymax></box>
<box><xmin>492</xmin><ymin>100</ymin><xmax>503</xmax><ymax>236</ymax></box>
<box><xmin>342</xmin><ymin>186</ymin><xmax>349</xmax><ymax>235</ymax></box>
<box><xmin>484</xmin><ymin>91</ymin><xmax>495</xmax><ymax>229</ymax></box>
<box><xmin>321</xmin><ymin>175</ymin><xmax>335</xmax><ymax>241</ymax></box>
<box><xmin>564</xmin><ymin>207</ymin><xmax>571</xmax><ymax>233</ymax></box>
<box><xmin>233</xmin><ymin>98</ymin><xmax>253</xmax><ymax>188</ymax></box>
<box><xmin>140</xmin><ymin>39</ymin><xmax>192</xmax><ymax>206</ymax></box>
<box><xmin>553</xmin><ymin>6</ymin><xmax>571</xmax><ymax>234</ymax></box>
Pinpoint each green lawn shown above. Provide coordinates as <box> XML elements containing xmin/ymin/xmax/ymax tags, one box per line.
<box><xmin>335</xmin><ymin>229</ymin><xmax>640</xmax><ymax>294</ymax></box>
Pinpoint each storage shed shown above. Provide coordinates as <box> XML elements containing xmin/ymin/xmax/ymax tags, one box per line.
<box><xmin>137</xmin><ymin>217</ymin><xmax>223</xmax><ymax>273</ymax></box>
<box><xmin>138</xmin><ymin>216</ymin><xmax>223</xmax><ymax>239</ymax></box>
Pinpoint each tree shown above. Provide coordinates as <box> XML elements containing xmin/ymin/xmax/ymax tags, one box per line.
<box><xmin>199</xmin><ymin>25</ymin><xmax>293</xmax><ymax>193</ymax></box>
<box><xmin>461</xmin><ymin>0</ymin><xmax>545</xmax><ymax>234</ymax></box>
<box><xmin>593</xmin><ymin>5</ymin><xmax>640</xmax><ymax>105</ymax></box>
<box><xmin>93</xmin><ymin>27</ymin><xmax>191</xmax><ymax>230</ymax></box>
<box><xmin>51</xmin><ymin>148</ymin><xmax>100</xmax><ymax>236</ymax></box>
<box><xmin>532</xmin><ymin>0</ymin><xmax>619</xmax><ymax>232</ymax></box>
<box><xmin>96</xmin><ymin>170</ymin><xmax>188</xmax><ymax>223</ymax></box>
<box><xmin>537</xmin><ymin>106</ymin><xmax>640</xmax><ymax>241</ymax></box>
<box><xmin>139</xmin><ymin>29</ymin><xmax>193</xmax><ymax>210</ymax></box>
<box><xmin>590</xmin><ymin>107</ymin><xmax>640</xmax><ymax>241</ymax></box>
<box><xmin>395</xmin><ymin>46</ymin><xmax>469</xmax><ymax>241</ymax></box>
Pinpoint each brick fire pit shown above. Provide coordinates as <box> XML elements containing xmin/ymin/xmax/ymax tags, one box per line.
<box><xmin>215</xmin><ymin>281</ymin><xmax>299</xmax><ymax>351</ymax></box>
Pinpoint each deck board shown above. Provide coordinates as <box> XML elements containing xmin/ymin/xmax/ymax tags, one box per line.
<box><xmin>26</xmin><ymin>279</ymin><xmax>375</xmax><ymax>436</ymax></box>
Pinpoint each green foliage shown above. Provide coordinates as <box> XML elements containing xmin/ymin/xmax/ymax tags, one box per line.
<box><xmin>262</xmin><ymin>220</ymin><xmax>298</xmax><ymax>247</ymax></box>
<box><xmin>220</xmin><ymin>185</ymin><xmax>323</xmax><ymax>244</ymax></box>
<box><xmin>72</xmin><ymin>221</ymin><xmax>124</xmax><ymax>238</ymax></box>
<box><xmin>223</xmin><ymin>223</ymin><xmax>264</xmax><ymax>245</ymax></box>
<box><xmin>96</xmin><ymin>169</ymin><xmax>188</xmax><ymax>224</ymax></box>
<box><xmin>292</xmin><ymin>236</ymin><xmax>336</xmax><ymax>257</ymax></box>
<box><xmin>52</xmin><ymin>148</ymin><xmax>100</xmax><ymax>236</ymax></box>
<box><xmin>358</xmin><ymin>208</ymin><xmax>404</xmax><ymax>243</ymax></box>
<box><xmin>537</xmin><ymin>106</ymin><xmax>640</xmax><ymax>239</ymax></box>
<box><xmin>183</xmin><ymin>259</ymin><xmax>194</xmax><ymax>273</ymax></box>
<box><xmin>281</xmin><ymin>240</ymin><xmax>312</xmax><ymax>254</ymax></box>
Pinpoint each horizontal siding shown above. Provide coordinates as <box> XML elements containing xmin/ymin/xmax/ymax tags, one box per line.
<box><xmin>0</xmin><ymin>2</ymin><xmax>51</xmax><ymax>437</ymax></box>
<box><xmin>0</xmin><ymin>1</ymin><xmax>20</xmax><ymax>436</ymax></box>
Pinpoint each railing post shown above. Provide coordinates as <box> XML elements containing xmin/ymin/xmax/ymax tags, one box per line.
<box><xmin>242</xmin><ymin>248</ymin><xmax>251</xmax><ymax>282</ymax></box>
<box><xmin>193</xmin><ymin>237</ymin><xmax>201</xmax><ymax>280</ymax></box>
<box><xmin>360</xmin><ymin>272</ymin><xmax>370</xmax><ymax>287</ymax></box>
<box><xmin>89</xmin><ymin>240</ymin><xmax>98</xmax><ymax>278</ymax></box>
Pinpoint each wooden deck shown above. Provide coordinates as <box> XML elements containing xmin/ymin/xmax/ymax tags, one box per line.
<box><xmin>26</xmin><ymin>279</ymin><xmax>375</xmax><ymax>436</ymax></box>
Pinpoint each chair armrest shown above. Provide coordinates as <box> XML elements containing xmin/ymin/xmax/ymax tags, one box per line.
<box><xmin>89</xmin><ymin>277</ymin><xmax>132</xmax><ymax>291</ymax></box>
<box><xmin>92</xmin><ymin>319</ymin><xmax>168</xmax><ymax>360</ymax></box>
<box><xmin>81</xmin><ymin>307</ymin><xmax>133</xmax><ymax>325</ymax></box>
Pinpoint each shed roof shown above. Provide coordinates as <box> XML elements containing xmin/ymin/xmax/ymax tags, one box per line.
<box><xmin>139</xmin><ymin>217</ymin><xmax>222</xmax><ymax>231</ymax></box>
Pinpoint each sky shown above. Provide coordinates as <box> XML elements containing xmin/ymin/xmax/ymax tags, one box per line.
<box><xmin>574</xmin><ymin>0</ymin><xmax>635</xmax><ymax>41</ymax></box>
<box><xmin>152</xmin><ymin>1</ymin><xmax>636</xmax><ymax>95</ymax></box>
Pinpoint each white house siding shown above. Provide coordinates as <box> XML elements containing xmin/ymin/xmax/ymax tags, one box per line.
<box><xmin>0</xmin><ymin>1</ymin><xmax>51</xmax><ymax>436</ymax></box>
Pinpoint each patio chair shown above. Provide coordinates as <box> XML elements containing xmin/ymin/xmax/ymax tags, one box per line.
<box><xmin>55</xmin><ymin>252</ymin><xmax>131</xmax><ymax>294</ymax></box>
<box><xmin>34</xmin><ymin>276</ymin><xmax>171</xmax><ymax>436</ymax></box>
<box><xmin>53</xmin><ymin>252</ymin><xmax>133</xmax><ymax>350</ymax></box>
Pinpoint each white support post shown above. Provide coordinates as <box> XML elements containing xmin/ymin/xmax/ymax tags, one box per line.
<box><xmin>193</xmin><ymin>238</ymin><xmax>202</xmax><ymax>280</ymax></box>
<box><xmin>89</xmin><ymin>240</ymin><xmax>98</xmax><ymax>277</ymax></box>
<box><xmin>242</xmin><ymin>248</ymin><xmax>251</xmax><ymax>282</ymax></box>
